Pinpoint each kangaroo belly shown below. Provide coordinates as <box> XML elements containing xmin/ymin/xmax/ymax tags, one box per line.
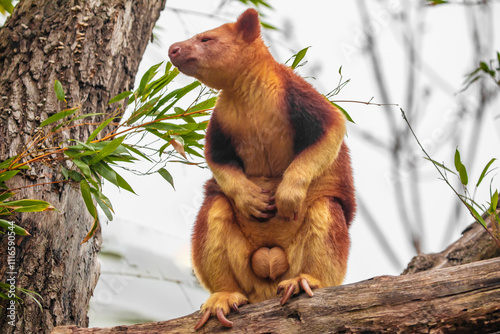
<box><xmin>234</xmin><ymin>176</ymin><xmax>302</xmax><ymax>248</ymax></box>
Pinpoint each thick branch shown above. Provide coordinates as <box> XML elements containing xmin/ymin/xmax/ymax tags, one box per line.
<box><xmin>404</xmin><ymin>215</ymin><xmax>500</xmax><ymax>274</ymax></box>
<box><xmin>53</xmin><ymin>257</ymin><xmax>500</xmax><ymax>334</ymax></box>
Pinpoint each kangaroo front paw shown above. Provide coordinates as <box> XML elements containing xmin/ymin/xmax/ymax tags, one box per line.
<box><xmin>277</xmin><ymin>274</ymin><xmax>321</xmax><ymax>305</ymax></box>
<box><xmin>194</xmin><ymin>292</ymin><xmax>249</xmax><ymax>330</ymax></box>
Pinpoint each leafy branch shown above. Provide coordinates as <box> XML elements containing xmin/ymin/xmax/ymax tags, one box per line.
<box><xmin>463</xmin><ymin>52</ymin><xmax>500</xmax><ymax>91</ymax></box>
<box><xmin>0</xmin><ymin>61</ymin><xmax>215</xmax><ymax>242</ymax></box>
<box><xmin>287</xmin><ymin>47</ymin><xmax>396</xmax><ymax>124</ymax></box>
<box><xmin>401</xmin><ymin>108</ymin><xmax>500</xmax><ymax>247</ymax></box>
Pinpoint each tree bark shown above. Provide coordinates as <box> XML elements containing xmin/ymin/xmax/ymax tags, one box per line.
<box><xmin>53</xmin><ymin>257</ymin><xmax>500</xmax><ymax>334</ymax></box>
<box><xmin>0</xmin><ymin>1</ymin><xmax>166</xmax><ymax>333</ymax></box>
<box><xmin>403</xmin><ymin>215</ymin><xmax>500</xmax><ymax>274</ymax></box>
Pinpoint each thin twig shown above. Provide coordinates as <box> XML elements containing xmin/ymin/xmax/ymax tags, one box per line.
<box><xmin>442</xmin><ymin>3</ymin><xmax>493</xmax><ymax>245</ymax></box>
<box><xmin>2</xmin><ymin>180</ymin><xmax>72</xmax><ymax>194</ymax></box>
<box><xmin>331</xmin><ymin>99</ymin><xmax>399</xmax><ymax>107</ymax></box>
<box><xmin>401</xmin><ymin>108</ymin><xmax>500</xmax><ymax>247</ymax></box>
<box><xmin>96</xmin><ymin>108</ymin><xmax>210</xmax><ymax>143</ymax></box>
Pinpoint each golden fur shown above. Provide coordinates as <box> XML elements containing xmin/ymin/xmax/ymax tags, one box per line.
<box><xmin>168</xmin><ymin>8</ymin><xmax>355</xmax><ymax>328</ymax></box>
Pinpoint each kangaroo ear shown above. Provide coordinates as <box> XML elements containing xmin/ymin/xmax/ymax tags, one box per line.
<box><xmin>235</xmin><ymin>8</ymin><xmax>261</xmax><ymax>42</ymax></box>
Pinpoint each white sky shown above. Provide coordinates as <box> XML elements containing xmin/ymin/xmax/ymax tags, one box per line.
<box><xmin>90</xmin><ymin>0</ymin><xmax>500</xmax><ymax>326</ymax></box>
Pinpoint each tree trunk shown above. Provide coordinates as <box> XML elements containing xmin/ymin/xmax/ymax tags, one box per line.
<box><xmin>0</xmin><ymin>1</ymin><xmax>166</xmax><ymax>333</ymax></box>
<box><xmin>53</xmin><ymin>257</ymin><xmax>500</xmax><ymax>334</ymax></box>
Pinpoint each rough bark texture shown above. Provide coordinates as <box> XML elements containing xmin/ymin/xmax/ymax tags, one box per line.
<box><xmin>0</xmin><ymin>1</ymin><xmax>166</xmax><ymax>333</ymax></box>
<box><xmin>53</xmin><ymin>257</ymin><xmax>500</xmax><ymax>334</ymax></box>
<box><xmin>403</xmin><ymin>214</ymin><xmax>500</xmax><ymax>274</ymax></box>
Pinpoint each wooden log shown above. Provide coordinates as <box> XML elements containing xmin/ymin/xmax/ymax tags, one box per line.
<box><xmin>404</xmin><ymin>214</ymin><xmax>500</xmax><ymax>274</ymax></box>
<box><xmin>52</xmin><ymin>257</ymin><xmax>500</xmax><ymax>334</ymax></box>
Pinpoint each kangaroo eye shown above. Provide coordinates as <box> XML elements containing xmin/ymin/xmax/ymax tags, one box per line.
<box><xmin>201</xmin><ymin>37</ymin><xmax>213</xmax><ymax>42</ymax></box>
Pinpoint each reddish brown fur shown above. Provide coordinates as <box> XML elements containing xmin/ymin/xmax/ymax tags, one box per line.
<box><xmin>169</xmin><ymin>8</ymin><xmax>356</xmax><ymax>328</ymax></box>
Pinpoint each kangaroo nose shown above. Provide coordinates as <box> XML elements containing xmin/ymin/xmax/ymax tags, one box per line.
<box><xmin>168</xmin><ymin>44</ymin><xmax>181</xmax><ymax>59</ymax></box>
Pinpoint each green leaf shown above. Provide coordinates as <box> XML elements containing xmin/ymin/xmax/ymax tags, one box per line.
<box><xmin>149</xmin><ymin>67</ymin><xmax>179</xmax><ymax>98</ymax></box>
<box><xmin>66</xmin><ymin>140</ymin><xmax>95</xmax><ymax>152</ymax></box>
<box><xmin>61</xmin><ymin>166</ymin><xmax>69</xmax><ymax>180</ymax></box>
<box><xmin>476</xmin><ymin>158</ymin><xmax>496</xmax><ymax>187</ymax></box>
<box><xmin>461</xmin><ymin>75</ymin><xmax>481</xmax><ymax>92</ymax></box>
<box><xmin>72</xmin><ymin>112</ymin><xmax>106</xmax><ymax>122</ymax></box>
<box><xmin>115</xmin><ymin>171</ymin><xmax>136</xmax><ymax>194</ymax></box>
<box><xmin>81</xmin><ymin>216</ymin><xmax>99</xmax><ymax>243</ymax></box>
<box><xmin>490</xmin><ymin>190</ymin><xmax>499</xmax><ymax>213</ymax></box>
<box><xmin>155</xmin><ymin>81</ymin><xmax>202</xmax><ymax>118</ymax></box>
<box><xmin>92</xmin><ymin>161</ymin><xmax>118</xmax><ymax>186</ymax></box>
<box><xmin>68</xmin><ymin>170</ymin><xmax>83</xmax><ymax>182</ymax></box>
<box><xmin>479</xmin><ymin>61</ymin><xmax>491</xmax><ymax>74</ymax></box>
<box><xmin>127</xmin><ymin>96</ymin><xmax>160</xmax><ymax>124</ymax></box>
<box><xmin>260</xmin><ymin>21</ymin><xmax>278</xmax><ymax>30</ymax></box>
<box><xmin>14</xmin><ymin>203</ymin><xmax>54</xmax><ymax>212</ymax></box>
<box><xmin>126</xmin><ymin>92</ymin><xmax>138</xmax><ymax>107</ymax></box>
<box><xmin>184</xmin><ymin>146</ymin><xmax>204</xmax><ymax>159</ymax></box>
<box><xmin>88</xmin><ymin>137</ymin><xmax>125</xmax><ymax>165</ymax></box>
<box><xmin>92</xmin><ymin>161</ymin><xmax>135</xmax><ymax>194</ymax></box>
<box><xmin>138</xmin><ymin>62</ymin><xmax>163</xmax><ymax>97</ymax></box>
<box><xmin>465</xmin><ymin>202</ymin><xmax>487</xmax><ymax>228</ymax></box>
<box><xmin>0</xmin><ymin>170</ymin><xmax>19</xmax><ymax>183</ymax></box>
<box><xmin>256</xmin><ymin>0</ymin><xmax>273</xmax><ymax>8</ymax></box>
<box><xmin>86</xmin><ymin>117</ymin><xmax>115</xmax><ymax>143</ymax></box>
<box><xmin>91</xmin><ymin>189</ymin><xmax>114</xmax><ymax>213</ymax></box>
<box><xmin>0</xmin><ymin>199</ymin><xmax>48</xmax><ymax>207</ymax></box>
<box><xmin>143</xmin><ymin>122</ymin><xmax>186</xmax><ymax>132</ymax></box>
<box><xmin>0</xmin><ymin>199</ymin><xmax>54</xmax><ymax>212</ymax></box>
<box><xmin>182</xmin><ymin>115</ymin><xmax>196</xmax><ymax>124</ymax></box>
<box><xmin>108</xmin><ymin>91</ymin><xmax>132</xmax><ymax>105</ymax></box>
<box><xmin>454</xmin><ymin>148</ymin><xmax>468</xmax><ymax>186</ymax></box>
<box><xmin>17</xmin><ymin>287</ymin><xmax>43</xmax><ymax>310</ymax></box>
<box><xmin>158</xmin><ymin>168</ymin><xmax>175</xmax><ymax>190</ymax></box>
<box><xmin>0</xmin><ymin>0</ymin><xmax>14</xmax><ymax>14</ymax></box>
<box><xmin>331</xmin><ymin>102</ymin><xmax>355</xmax><ymax>123</ymax></box>
<box><xmin>0</xmin><ymin>192</ymin><xmax>14</xmax><ymax>202</ymax></box>
<box><xmin>426</xmin><ymin>0</ymin><xmax>448</xmax><ymax>5</ymax></box>
<box><xmin>11</xmin><ymin>205</ymin><xmax>54</xmax><ymax>213</ymax></box>
<box><xmin>122</xmin><ymin>144</ymin><xmax>152</xmax><ymax>162</ymax></box>
<box><xmin>95</xmin><ymin>196</ymin><xmax>113</xmax><ymax>221</ymax></box>
<box><xmin>0</xmin><ymin>157</ymin><xmax>15</xmax><ymax>169</ymax></box>
<box><xmin>54</xmin><ymin>80</ymin><xmax>66</xmax><ymax>102</ymax></box>
<box><xmin>40</xmin><ymin>106</ymin><xmax>79</xmax><ymax>127</ymax></box>
<box><xmin>80</xmin><ymin>180</ymin><xmax>96</xmax><ymax>218</ymax></box>
<box><xmin>458</xmin><ymin>194</ymin><xmax>484</xmax><ymax>211</ymax></box>
<box><xmin>0</xmin><ymin>219</ymin><xmax>31</xmax><ymax>236</ymax></box>
<box><xmin>291</xmin><ymin>47</ymin><xmax>310</xmax><ymax>70</ymax></box>
<box><xmin>73</xmin><ymin>159</ymin><xmax>92</xmax><ymax>179</ymax></box>
<box><xmin>423</xmin><ymin>157</ymin><xmax>456</xmax><ymax>175</ymax></box>
<box><xmin>187</xmin><ymin>96</ymin><xmax>217</xmax><ymax>113</ymax></box>
<box><xmin>90</xmin><ymin>188</ymin><xmax>114</xmax><ymax>221</ymax></box>
<box><xmin>104</xmin><ymin>155</ymin><xmax>136</xmax><ymax>164</ymax></box>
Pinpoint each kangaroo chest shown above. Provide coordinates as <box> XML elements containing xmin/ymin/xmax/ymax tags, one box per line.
<box><xmin>217</xmin><ymin>99</ymin><xmax>295</xmax><ymax>178</ymax></box>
